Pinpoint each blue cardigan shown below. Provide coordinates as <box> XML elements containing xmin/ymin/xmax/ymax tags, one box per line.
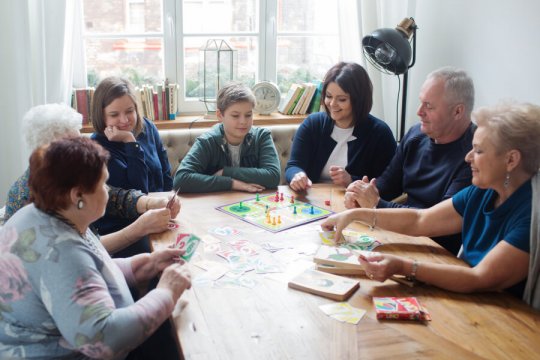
<box><xmin>91</xmin><ymin>118</ymin><xmax>173</xmax><ymax>250</ymax></box>
<box><xmin>285</xmin><ymin>112</ymin><xmax>396</xmax><ymax>183</ymax></box>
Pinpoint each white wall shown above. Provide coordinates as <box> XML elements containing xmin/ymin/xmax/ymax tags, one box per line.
<box><xmin>0</xmin><ymin>2</ymin><xmax>32</xmax><ymax>207</ymax></box>
<box><xmin>403</xmin><ymin>0</ymin><xmax>540</xmax><ymax>131</ymax></box>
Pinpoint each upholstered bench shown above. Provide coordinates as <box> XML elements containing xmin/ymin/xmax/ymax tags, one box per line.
<box><xmin>160</xmin><ymin>124</ymin><xmax>299</xmax><ymax>184</ymax></box>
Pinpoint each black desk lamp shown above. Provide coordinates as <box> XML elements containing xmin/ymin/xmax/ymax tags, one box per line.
<box><xmin>362</xmin><ymin>17</ymin><xmax>417</xmax><ymax>141</ymax></box>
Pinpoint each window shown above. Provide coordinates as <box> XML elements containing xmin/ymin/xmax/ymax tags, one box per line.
<box><xmin>83</xmin><ymin>0</ymin><xmax>340</xmax><ymax>114</ymax></box>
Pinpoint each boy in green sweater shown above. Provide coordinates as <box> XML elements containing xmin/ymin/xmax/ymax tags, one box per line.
<box><xmin>173</xmin><ymin>82</ymin><xmax>281</xmax><ymax>193</ymax></box>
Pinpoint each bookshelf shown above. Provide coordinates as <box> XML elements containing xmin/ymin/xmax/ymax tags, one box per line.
<box><xmin>80</xmin><ymin>113</ymin><xmax>307</xmax><ymax>133</ymax></box>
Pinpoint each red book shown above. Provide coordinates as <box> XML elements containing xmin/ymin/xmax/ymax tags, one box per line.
<box><xmin>152</xmin><ymin>92</ymin><xmax>159</xmax><ymax>121</ymax></box>
<box><xmin>162</xmin><ymin>88</ymin><xmax>167</xmax><ymax>121</ymax></box>
<box><xmin>373</xmin><ymin>297</ymin><xmax>431</xmax><ymax>321</ymax></box>
<box><xmin>75</xmin><ymin>89</ymin><xmax>89</xmax><ymax>124</ymax></box>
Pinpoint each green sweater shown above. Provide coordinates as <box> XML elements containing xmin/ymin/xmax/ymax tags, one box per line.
<box><xmin>173</xmin><ymin>124</ymin><xmax>281</xmax><ymax>192</ymax></box>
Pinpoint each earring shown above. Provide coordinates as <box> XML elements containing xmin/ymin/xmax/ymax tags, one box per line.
<box><xmin>503</xmin><ymin>173</ymin><xmax>510</xmax><ymax>188</ymax></box>
<box><xmin>77</xmin><ymin>199</ymin><xmax>84</xmax><ymax>209</ymax></box>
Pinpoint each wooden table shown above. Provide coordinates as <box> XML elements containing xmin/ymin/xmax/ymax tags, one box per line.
<box><xmin>151</xmin><ymin>184</ymin><xmax>540</xmax><ymax>360</ymax></box>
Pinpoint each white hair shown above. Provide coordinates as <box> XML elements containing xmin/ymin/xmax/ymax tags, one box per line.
<box><xmin>22</xmin><ymin>104</ymin><xmax>83</xmax><ymax>150</ymax></box>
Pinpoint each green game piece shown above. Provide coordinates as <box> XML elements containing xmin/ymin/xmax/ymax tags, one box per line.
<box><xmin>256</xmin><ymin>193</ymin><xmax>260</xmax><ymax>201</ymax></box>
<box><xmin>310</xmin><ymin>206</ymin><xmax>314</xmax><ymax>215</ymax></box>
<box><xmin>265</xmin><ymin>204</ymin><xmax>269</xmax><ymax>213</ymax></box>
<box><xmin>293</xmin><ymin>206</ymin><xmax>297</xmax><ymax>215</ymax></box>
<box><xmin>240</xmin><ymin>201</ymin><xmax>243</xmax><ymax>208</ymax></box>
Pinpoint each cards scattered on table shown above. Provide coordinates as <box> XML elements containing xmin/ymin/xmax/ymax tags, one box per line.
<box><xmin>319</xmin><ymin>302</ymin><xmax>366</xmax><ymax>325</ymax></box>
<box><xmin>373</xmin><ymin>297</ymin><xmax>431</xmax><ymax>321</ymax></box>
<box><xmin>319</xmin><ymin>229</ymin><xmax>381</xmax><ymax>251</ymax></box>
<box><xmin>174</xmin><ymin>233</ymin><xmax>201</xmax><ymax>261</ymax></box>
<box><xmin>230</xmin><ymin>239</ymin><xmax>259</xmax><ymax>256</ymax></box>
<box><xmin>209</xmin><ymin>226</ymin><xmax>241</xmax><ymax>237</ymax></box>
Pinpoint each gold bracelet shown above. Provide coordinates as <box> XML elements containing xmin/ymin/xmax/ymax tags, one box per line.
<box><xmin>368</xmin><ymin>208</ymin><xmax>377</xmax><ymax>231</ymax></box>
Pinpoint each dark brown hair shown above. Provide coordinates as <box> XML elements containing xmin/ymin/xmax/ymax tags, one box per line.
<box><xmin>91</xmin><ymin>76</ymin><xmax>144</xmax><ymax>136</ymax></box>
<box><xmin>29</xmin><ymin>137</ymin><xmax>110</xmax><ymax>213</ymax></box>
<box><xmin>321</xmin><ymin>62</ymin><xmax>373</xmax><ymax>125</ymax></box>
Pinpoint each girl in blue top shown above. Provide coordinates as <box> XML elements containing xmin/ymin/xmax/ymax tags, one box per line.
<box><xmin>322</xmin><ymin>101</ymin><xmax>540</xmax><ymax>298</ymax></box>
<box><xmin>91</xmin><ymin>77</ymin><xmax>173</xmax><ymax>256</ymax></box>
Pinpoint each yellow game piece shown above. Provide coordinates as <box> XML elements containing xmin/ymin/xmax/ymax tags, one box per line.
<box><xmin>272</xmin><ymin>217</ymin><xmax>276</xmax><ymax>225</ymax></box>
<box><xmin>277</xmin><ymin>215</ymin><xmax>282</xmax><ymax>224</ymax></box>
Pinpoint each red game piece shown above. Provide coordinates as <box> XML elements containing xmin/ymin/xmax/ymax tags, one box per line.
<box><xmin>290</xmin><ymin>195</ymin><xmax>295</xmax><ymax>204</ymax></box>
<box><xmin>280</xmin><ymin>192</ymin><xmax>284</xmax><ymax>201</ymax></box>
<box><xmin>325</xmin><ymin>200</ymin><xmax>331</xmax><ymax>206</ymax></box>
<box><xmin>275</xmin><ymin>191</ymin><xmax>280</xmax><ymax>202</ymax></box>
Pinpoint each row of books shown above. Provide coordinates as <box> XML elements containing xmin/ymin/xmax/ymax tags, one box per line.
<box><xmin>71</xmin><ymin>81</ymin><xmax>179</xmax><ymax>125</ymax></box>
<box><xmin>278</xmin><ymin>81</ymin><xmax>323</xmax><ymax>115</ymax></box>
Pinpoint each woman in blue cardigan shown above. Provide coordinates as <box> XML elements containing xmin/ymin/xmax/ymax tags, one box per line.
<box><xmin>91</xmin><ymin>77</ymin><xmax>173</xmax><ymax>257</ymax></box>
<box><xmin>285</xmin><ymin>62</ymin><xmax>396</xmax><ymax>191</ymax></box>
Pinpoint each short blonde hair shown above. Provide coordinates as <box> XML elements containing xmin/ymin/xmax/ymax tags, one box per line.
<box><xmin>473</xmin><ymin>101</ymin><xmax>540</xmax><ymax>174</ymax></box>
<box><xmin>23</xmin><ymin>104</ymin><xmax>82</xmax><ymax>151</ymax></box>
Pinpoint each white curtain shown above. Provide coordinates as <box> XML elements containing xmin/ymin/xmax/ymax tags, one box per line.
<box><xmin>0</xmin><ymin>0</ymin><xmax>83</xmax><ymax>205</ymax></box>
<box><xmin>338</xmin><ymin>0</ymin><xmax>415</xmax><ymax>139</ymax></box>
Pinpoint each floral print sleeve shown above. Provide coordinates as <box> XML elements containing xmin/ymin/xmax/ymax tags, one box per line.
<box><xmin>4</xmin><ymin>171</ymin><xmax>144</xmax><ymax>222</ymax></box>
<box><xmin>4</xmin><ymin>169</ymin><xmax>30</xmax><ymax>222</ymax></box>
<box><xmin>0</xmin><ymin>206</ymin><xmax>175</xmax><ymax>359</ymax></box>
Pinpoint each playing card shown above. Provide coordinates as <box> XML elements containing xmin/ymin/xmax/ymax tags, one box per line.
<box><xmin>174</xmin><ymin>233</ymin><xmax>201</xmax><ymax>261</ymax></box>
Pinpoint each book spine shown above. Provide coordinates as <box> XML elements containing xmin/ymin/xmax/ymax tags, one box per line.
<box><xmin>152</xmin><ymin>91</ymin><xmax>159</xmax><ymax>121</ymax></box>
<box><xmin>287</xmin><ymin>86</ymin><xmax>304</xmax><ymax>115</ymax></box>
<box><xmin>168</xmin><ymin>84</ymin><xmax>177</xmax><ymax>120</ymax></box>
<box><xmin>75</xmin><ymin>89</ymin><xmax>89</xmax><ymax>124</ymax></box>
<box><xmin>308</xmin><ymin>81</ymin><xmax>323</xmax><ymax>114</ymax></box>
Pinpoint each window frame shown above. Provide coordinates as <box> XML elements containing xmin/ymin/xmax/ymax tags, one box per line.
<box><xmin>83</xmin><ymin>0</ymin><xmax>342</xmax><ymax>115</ymax></box>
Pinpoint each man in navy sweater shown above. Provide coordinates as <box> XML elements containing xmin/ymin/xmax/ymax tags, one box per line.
<box><xmin>345</xmin><ymin>67</ymin><xmax>475</xmax><ymax>255</ymax></box>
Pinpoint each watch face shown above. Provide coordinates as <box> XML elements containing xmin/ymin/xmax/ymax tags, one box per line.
<box><xmin>253</xmin><ymin>82</ymin><xmax>281</xmax><ymax>114</ymax></box>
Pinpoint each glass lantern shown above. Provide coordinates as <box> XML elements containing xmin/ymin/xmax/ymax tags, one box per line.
<box><xmin>199</xmin><ymin>39</ymin><xmax>237</xmax><ymax>116</ymax></box>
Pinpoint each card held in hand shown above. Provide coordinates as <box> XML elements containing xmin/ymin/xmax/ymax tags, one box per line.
<box><xmin>174</xmin><ymin>233</ymin><xmax>201</xmax><ymax>261</ymax></box>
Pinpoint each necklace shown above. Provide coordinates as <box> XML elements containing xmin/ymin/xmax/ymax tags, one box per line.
<box><xmin>50</xmin><ymin>212</ymin><xmax>103</xmax><ymax>259</ymax></box>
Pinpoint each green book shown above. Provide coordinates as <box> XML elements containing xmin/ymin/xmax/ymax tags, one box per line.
<box><xmin>308</xmin><ymin>81</ymin><xmax>323</xmax><ymax>114</ymax></box>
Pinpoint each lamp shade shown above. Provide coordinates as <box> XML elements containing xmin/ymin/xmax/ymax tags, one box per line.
<box><xmin>362</xmin><ymin>18</ymin><xmax>415</xmax><ymax>75</ymax></box>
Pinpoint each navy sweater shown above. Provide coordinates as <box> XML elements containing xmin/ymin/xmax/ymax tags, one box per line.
<box><xmin>376</xmin><ymin>123</ymin><xmax>476</xmax><ymax>255</ymax></box>
<box><xmin>285</xmin><ymin>112</ymin><xmax>396</xmax><ymax>184</ymax></box>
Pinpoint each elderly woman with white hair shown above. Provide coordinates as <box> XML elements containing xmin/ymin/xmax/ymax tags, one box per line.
<box><xmin>4</xmin><ymin>103</ymin><xmax>180</xmax><ymax>254</ymax></box>
<box><xmin>322</xmin><ymin>101</ymin><xmax>540</xmax><ymax>299</ymax></box>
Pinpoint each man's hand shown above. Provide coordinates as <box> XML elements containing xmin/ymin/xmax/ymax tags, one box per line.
<box><xmin>345</xmin><ymin>176</ymin><xmax>380</xmax><ymax>208</ymax></box>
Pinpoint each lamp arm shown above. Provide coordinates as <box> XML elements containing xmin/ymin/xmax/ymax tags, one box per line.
<box><xmin>408</xmin><ymin>25</ymin><xmax>417</xmax><ymax>70</ymax></box>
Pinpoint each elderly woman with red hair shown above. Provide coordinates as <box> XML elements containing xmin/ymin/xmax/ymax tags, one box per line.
<box><xmin>0</xmin><ymin>137</ymin><xmax>190</xmax><ymax>359</ymax></box>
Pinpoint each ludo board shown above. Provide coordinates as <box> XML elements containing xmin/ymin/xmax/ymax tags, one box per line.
<box><xmin>216</xmin><ymin>192</ymin><xmax>333</xmax><ymax>233</ymax></box>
